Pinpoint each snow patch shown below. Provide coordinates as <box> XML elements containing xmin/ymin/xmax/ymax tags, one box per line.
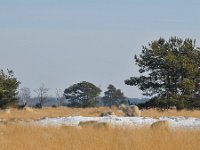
<box><xmin>35</xmin><ymin>116</ymin><xmax>200</xmax><ymax>129</ymax></box>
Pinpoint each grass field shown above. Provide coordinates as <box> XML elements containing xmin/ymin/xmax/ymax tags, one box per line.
<box><xmin>0</xmin><ymin>124</ymin><xmax>200</xmax><ymax>150</ymax></box>
<box><xmin>0</xmin><ymin>107</ymin><xmax>200</xmax><ymax>121</ymax></box>
<box><xmin>0</xmin><ymin>107</ymin><xmax>200</xmax><ymax>150</ymax></box>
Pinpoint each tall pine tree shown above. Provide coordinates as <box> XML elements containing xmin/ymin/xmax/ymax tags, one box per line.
<box><xmin>125</xmin><ymin>37</ymin><xmax>200</xmax><ymax>108</ymax></box>
<box><xmin>103</xmin><ymin>84</ymin><xmax>126</xmax><ymax>107</ymax></box>
<box><xmin>0</xmin><ymin>69</ymin><xmax>20</xmax><ymax>108</ymax></box>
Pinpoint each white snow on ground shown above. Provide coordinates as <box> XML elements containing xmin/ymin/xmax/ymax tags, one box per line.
<box><xmin>34</xmin><ymin>116</ymin><xmax>200</xmax><ymax>129</ymax></box>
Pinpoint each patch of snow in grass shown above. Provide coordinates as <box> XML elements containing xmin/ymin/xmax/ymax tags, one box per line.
<box><xmin>34</xmin><ymin>116</ymin><xmax>200</xmax><ymax>129</ymax></box>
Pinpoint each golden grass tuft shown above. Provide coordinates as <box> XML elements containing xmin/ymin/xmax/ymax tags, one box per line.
<box><xmin>23</xmin><ymin>107</ymin><xmax>34</xmax><ymax>112</ymax></box>
<box><xmin>79</xmin><ymin>121</ymin><xmax>112</xmax><ymax>129</ymax></box>
<box><xmin>0</xmin><ymin>124</ymin><xmax>199</xmax><ymax>150</ymax></box>
<box><xmin>151</xmin><ymin>120</ymin><xmax>171</xmax><ymax>130</ymax></box>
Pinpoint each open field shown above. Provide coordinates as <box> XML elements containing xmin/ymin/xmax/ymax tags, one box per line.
<box><xmin>0</xmin><ymin>107</ymin><xmax>200</xmax><ymax>150</ymax></box>
<box><xmin>0</xmin><ymin>107</ymin><xmax>200</xmax><ymax>121</ymax></box>
<box><xmin>0</xmin><ymin>107</ymin><xmax>124</xmax><ymax>121</ymax></box>
<box><xmin>0</xmin><ymin>124</ymin><xmax>200</xmax><ymax>150</ymax></box>
<box><xmin>141</xmin><ymin>108</ymin><xmax>200</xmax><ymax>118</ymax></box>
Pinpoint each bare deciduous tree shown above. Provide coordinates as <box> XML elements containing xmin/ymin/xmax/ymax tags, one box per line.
<box><xmin>55</xmin><ymin>88</ymin><xmax>65</xmax><ymax>106</ymax></box>
<box><xmin>34</xmin><ymin>83</ymin><xmax>49</xmax><ymax>107</ymax></box>
<box><xmin>18</xmin><ymin>87</ymin><xmax>31</xmax><ymax>108</ymax></box>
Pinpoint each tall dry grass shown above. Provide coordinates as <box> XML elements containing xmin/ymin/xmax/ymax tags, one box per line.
<box><xmin>0</xmin><ymin>107</ymin><xmax>199</xmax><ymax>150</ymax></box>
<box><xmin>142</xmin><ymin>108</ymin><xmax>200</xmax><ymax>118</ymax></box>
<box><xmin>0</xmin><ymin>124</ymin><xmax>199</xmax><ymax>150</ymax></box>
<box><xmin>0</xmin><ymin>107</ymin><xmax>199</xmax><ymax>121</ymax></box>
<box><xmin>0</xmin><ymin>107</ymin><xmax>124</xmax><ymax>121</ymax></box>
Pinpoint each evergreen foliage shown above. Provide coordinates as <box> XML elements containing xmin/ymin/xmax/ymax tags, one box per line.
<box><xmin>125</xmin><ymin>37</ymin><xmax>200</xmax><ymax>108</ymax></box>
<box><xmin>0</xmin><ymin>69</ymin><xmax>20</xmax><ymax>108</ymax></box>
<box><xmin>64</xmin><ymin>81</ymin><xmax>101</xmax><ymax>107</ymax></box>
<box><xmin>103</xmin><ymin>84</ymin><xmax>126</xmax><ymax>107</ymax></box>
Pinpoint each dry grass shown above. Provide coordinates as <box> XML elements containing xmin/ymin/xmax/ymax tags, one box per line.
<box><xmin>0</xmin><ymin>124</ymin><xmax>199</xmax><ymax>150</ymax></box>
<box><xmin>0</xmin><ymin>107</ymin><xmax>124</xmax><ymax>121</ymax></box>
<box><xmin>0</xmin><ymin>107</ymin><xmax>200</xmax><ymax>150</ymax></box>
<box><xmin>0</xmin><ymin>107</ymin><xmax>199</xmax><ymax>122</ymax></box>
<box><xmin>142</xmin><ymin>108</ymin><xmax>200</xmax><ymax>118</ymax></box>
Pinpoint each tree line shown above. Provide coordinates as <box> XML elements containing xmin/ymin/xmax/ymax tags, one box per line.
<box><xmin>0</xmin><ymin>72</ymin><xmax>126</xmax><ymax>108</ymax></box>
<box><xmin>1</xmin><ymin>37</ymin><xmax>200</xmax><ymax>109</ymax></box>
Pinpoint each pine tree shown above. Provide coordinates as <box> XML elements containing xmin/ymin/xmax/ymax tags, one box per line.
<box><xmin>125</xmin><ymin>37</ymin><xmax>200</xmax><ymax>108</ymax></box>
<box><xmin>64</xmin><ymin>81</ymin><xmax>101</xmax><ymax>107</ymax></box>
<box><xmin>0</xmin><ymin>69</ymin><xmax>20</xmax><ymax>108</ymax></box>
<box><xmin>103</xmin><ymin>84</ymin><xmax>126</xmax><ymax>107</ymax></box>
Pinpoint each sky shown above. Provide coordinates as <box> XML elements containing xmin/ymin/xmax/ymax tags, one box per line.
<box><xmin>1</xmin><ymin>0</ymin><xmax>200</xmax><ymax>98</ymax></box>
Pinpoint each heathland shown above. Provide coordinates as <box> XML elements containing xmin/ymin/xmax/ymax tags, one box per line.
<box><xmin>0</xmin><ymin>107</ymin><xmax>200</xmax><ymax>150</ymax></box>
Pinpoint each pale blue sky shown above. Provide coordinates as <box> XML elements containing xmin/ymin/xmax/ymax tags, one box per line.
<box><xmin>0</xmin><ymin>0</ymin><xmax>200</xmax><ymax>97</ymax></box>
